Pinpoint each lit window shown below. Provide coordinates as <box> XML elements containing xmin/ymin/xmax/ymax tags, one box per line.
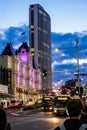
<box><xmin>39</xmin><ymin>9</ymin><xmax>43</xmax><ymax>14</ymax></box>
<box><xmin>43</xmin><ymin>12</ymin><xmax>46</xmax><ymax>16</ymax></box>
<box><xmin>31</xmin><ymin>25</ymin><xmax>34</xmax><ymax>29</ymax></box>
<box><xmin>31</xmin><ymin>30</ymin><xmax>34</xmax><ymax>33</ymax></box>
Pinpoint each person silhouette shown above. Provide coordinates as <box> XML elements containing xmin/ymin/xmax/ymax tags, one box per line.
<box><xmin>0</xmin><ymin>107</ymin><xmax>11</xmax><ymax>130</ymax></box>
<box><xmin>54</xmin><ymin>99</ymin><xmax>87</xmax><ymax>130</ymax></box>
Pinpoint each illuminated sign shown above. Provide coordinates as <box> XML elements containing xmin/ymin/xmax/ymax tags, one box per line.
<box><xmin>57</xmin><ymin>97</ymin><xmax>67</xmax><ymax>100</ymax></box>
<box><xmin>44</xmin><ymin>97</ymin><xmax>51</xmax><ymax>100</ymax></box>
<box><xmin>71</xmin><ymin>96</ymin><xmax>80</xmax><ymax>99</ymax></box>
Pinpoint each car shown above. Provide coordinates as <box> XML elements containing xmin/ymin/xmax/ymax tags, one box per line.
<box><xmin>9</xmin><ymin>99</ymin><xmax>21</xmax><ymax>108</ymax></box>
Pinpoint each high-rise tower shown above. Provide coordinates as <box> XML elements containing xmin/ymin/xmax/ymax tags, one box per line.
<box><xmin>29</xmin><ymin>4</ymin><xmax>52</xmax><ymax>90</ymax></box>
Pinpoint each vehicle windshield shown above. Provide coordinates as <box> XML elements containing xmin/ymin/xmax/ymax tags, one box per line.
<box><xmin>42</xmin><ymin>96</ymin><xmax>54</xmax><ymax>106</ymax></box>
<box><xmin>54</xmin><ymin>96</ymin><xmax>70</xmax><ymax>108</ymax></box>
<box><xmin>43</xmin><ymin>100</ymin><xmax>53</xmax><ymax>105</ymax></box>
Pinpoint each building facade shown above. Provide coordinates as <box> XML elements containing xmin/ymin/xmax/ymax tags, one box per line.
<box><xmin>0</xmin><ymin>43</ymin><xmax>42</xmax><ymax>103</ymax></box>
<box><xmin>29</xmin><ymin>4</ymin><xmax>52</xmax><ymax>90</ymax></box>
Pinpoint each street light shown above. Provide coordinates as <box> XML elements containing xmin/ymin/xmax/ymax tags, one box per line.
<box><xmin>75</xmin><ymin>38</ymin><xmax>81</xmax><ymax>95</ymax></box>
<box><xmin>53</xmin><ymin>40</ymin><xmax>81</xmax><ymax>88</ymax></box>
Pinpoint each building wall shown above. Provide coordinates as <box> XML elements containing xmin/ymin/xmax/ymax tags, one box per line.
<box><xmin>0</xmin><ymin>55</ymin><xmax>42</xmax><ymax>102</ymax></box>
<box><xmin>29</xmin><ymin>4</ymin><xmax>52</xmax><ymax>90</ymax></box>
<box><xmin>0</xmin><ymin>84</ymin><xmax>8</xmax><ymax>94</ymax></box>
<box><xmin>0</xmin><ymin>55</ymin><xmax>12</xmax><ymax>68</ymax></box>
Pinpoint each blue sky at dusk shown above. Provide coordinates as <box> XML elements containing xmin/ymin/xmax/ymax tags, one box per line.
<box><xmin>0</xmin><ymin>0</ymin><xmax>87</xmax><ymax>86</ymax></box>
<box><xmin>0</xmin><ymin>0</ymin><xmax>87</xmax><ymax>33</ymax></box>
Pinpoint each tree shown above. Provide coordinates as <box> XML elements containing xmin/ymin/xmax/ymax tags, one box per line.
<box><xmin>65</xmin><ymin>79</ymin><xmax>76</xmax><ymax>89</ymax></box>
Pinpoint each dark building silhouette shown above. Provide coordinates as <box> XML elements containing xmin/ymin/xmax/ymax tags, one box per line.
<box><xmin>1</xmin><ymin>43</ymin><xmax>16</xmax><ymax>56</ymax></box>
<box><xmin>0</xmin><ymin>43</ymin><xmax>14</xmax><ymax>95</ymax></box>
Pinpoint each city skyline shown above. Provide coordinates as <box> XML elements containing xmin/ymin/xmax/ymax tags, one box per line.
<box><xmin>0</xmin><ymin>0</ymin><xmax>87</xmax><ymax>33</ymax></box>
<box><xmin>0</xmin><ymin>25</ymin><xmax>87</xmax><ymax>85</ymax></box>
<box><xmin>0</xmin><ymin>1</ymin><xmax>87</xmax><ymax>86</ymax></box>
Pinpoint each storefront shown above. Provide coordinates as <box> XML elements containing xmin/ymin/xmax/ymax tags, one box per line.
<box><xmin>0</xmin><ymin>84</ymin><xmax>14</xmax><ymax>108</ymax></box>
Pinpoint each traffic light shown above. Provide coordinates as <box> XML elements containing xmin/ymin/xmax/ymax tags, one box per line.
<box><xmin>80</xmin><ymin>86</ymin><xmax>83</xmax><ymax>94</ymax></box>
<box><xmin>76</xmin><ymin>86</ymin><xmax>79</xmax><ymax>95</ymax></box>
<box><xmin>42</xmin><ymin>69</ymin><xmax>47</xmax><ymax>77</ymax></box>
<box><xmin>75</xmin><ymin>86</ymin><xmax>83</xmax><ymax>95</ymax></box>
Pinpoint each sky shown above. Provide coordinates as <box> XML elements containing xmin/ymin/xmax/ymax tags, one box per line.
<box><xmin>0</xmin><ymin>0</ymin><xmax>87</xmax><ymax>86</ymax></box>
<box><xmin>0</xmin><ymin>0</ymin><xmax>87</xmax><ymax>33</ymax></box>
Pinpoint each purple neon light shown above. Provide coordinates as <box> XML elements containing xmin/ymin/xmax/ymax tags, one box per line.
<box><xmin>19</xmin><ymin>48</ymin><xmax>29</xmax><ymax>64</ymax></box>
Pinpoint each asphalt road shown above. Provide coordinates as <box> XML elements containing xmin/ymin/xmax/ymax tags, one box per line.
<box><xmin>6</xmin><ymin>109</ymin><xmax>66</xmax><ymax>130</ymax></box>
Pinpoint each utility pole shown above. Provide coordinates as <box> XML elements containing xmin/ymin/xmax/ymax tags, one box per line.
<box><xmin>75</xmin><ymin>38</ymin><xmax>80</xmax><ymax>95</ymax></box>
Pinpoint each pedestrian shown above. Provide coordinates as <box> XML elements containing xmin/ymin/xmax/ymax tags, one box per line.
<box><xmin>0</xmin><ymin>107</ymin><xmax>11</xmax><ymax>130</ymax></box>
<box><xmin>1</xmin><ymin>101</ymin><xmax>4</xmax><ymax>108</ymax></box>
<box><xmin>54</xmin><ymin>99</ymin><xmax>87</xmax><ymax>130</ymax></box>
<box><xmin>81</xmin><ymin>112</ymin><xmax>87</xmax><ymax>124</ymax></box>
<box><xmin>7</xmin><ymin>102</ymin><xmax>9</xmax><ymax>108</ymax></box>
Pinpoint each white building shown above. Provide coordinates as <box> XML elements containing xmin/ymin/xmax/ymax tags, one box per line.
<box><xmin>0</xmin><ymin>42</ymin><xmax>42</xmax><ymax>103</ymax></box>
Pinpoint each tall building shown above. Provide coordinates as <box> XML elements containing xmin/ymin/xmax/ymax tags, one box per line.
<box><xmin>29</xmin><ymin>4</ymin><xmax>52</xmax><ymax>91</ymax></box>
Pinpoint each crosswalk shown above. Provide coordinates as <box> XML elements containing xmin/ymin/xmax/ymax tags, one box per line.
<box><xmin>10</xmin><ymin>110</ymin><xmax>55</xmax><ymax>118</ymax></box>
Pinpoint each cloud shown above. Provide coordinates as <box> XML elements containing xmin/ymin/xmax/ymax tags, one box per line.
<box><xmin>52</xmin><ymin>58</ymin><xmax>87</xmax><ymax>66</ymax></box>
<box><xmin>0</xmin><ymin>24</ymin><xmax>87</xmax><ymax>83</ymax></box>
<box><xmin>0</xmin><ymin>29</ymin><xmax>7</xmax><ymax>40</ymax></box>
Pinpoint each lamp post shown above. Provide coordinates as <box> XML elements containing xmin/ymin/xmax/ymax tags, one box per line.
<box><xmin>75</xmin><ymin>38</ymin><xmax>80</xmax><ymax>95</ymax></box>
<box><xmin>54</xmin><ymin>43</ymin><xmax>82</xmax><ymax>95</ymax></box>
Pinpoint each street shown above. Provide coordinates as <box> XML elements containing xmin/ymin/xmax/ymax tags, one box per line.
<box><xmin>6</xmin><ymin>109</ymin><xmax>66</xmax><ymax>130</ymax></box>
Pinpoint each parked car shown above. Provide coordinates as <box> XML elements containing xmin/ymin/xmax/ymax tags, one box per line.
<box><xmin>9</xmin><ymin>99</ymin><xmax>21</xmax><ymax>108</ymax></box>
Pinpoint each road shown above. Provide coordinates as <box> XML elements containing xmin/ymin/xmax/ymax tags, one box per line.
<box><xmin>6</xmin><ymin>109</ymin><xmax>66</xmax><ymax>130</ymax></box>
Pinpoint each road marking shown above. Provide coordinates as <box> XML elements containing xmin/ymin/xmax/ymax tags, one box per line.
<box><xmin>11</xmin><ymin>113</ymin><xmax>19</xmax><ymax>116</ymax></box>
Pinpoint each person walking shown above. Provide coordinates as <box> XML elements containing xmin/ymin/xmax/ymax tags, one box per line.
<box><xmin>0</xmin><ymin>107</ymin><xmax>11</xmax><ymax>130</ymax></box>
<box><xmin>54</xmin><ymin>99</ymin><xmax>87</xmax><ymax>130</ymax></box>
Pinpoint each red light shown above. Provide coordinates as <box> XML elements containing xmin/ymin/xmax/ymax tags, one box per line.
<box><xmin>48</xmin><ymin>101</ymin><xmax>52</xmax><ymax>104</ymax></box>
<box><xmin>84</xmin><ymin>102</ymin><xmax>87</xmax><ymax>106</ymax></box>
<box><xmin>58</xmin><ymin>88</ymin><xmax>60</xmax><ymax>90</ymax></box>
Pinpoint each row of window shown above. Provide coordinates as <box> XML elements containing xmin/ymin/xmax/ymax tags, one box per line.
<box><xmin>0</xmin><ymin>67</ymin><xmax>12</xmax><ymax>85</ymax></box>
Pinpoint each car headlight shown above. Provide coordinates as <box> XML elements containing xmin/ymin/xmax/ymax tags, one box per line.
<box><xmin>54</xmin><ymin>109</ymin><xmax>57</xmax><ymax>113</ymax></box>
<box><xmin>49</xmin><ymin>106</ymin><xmax>53</xmax><ymax>110</ymax></box>
<box><xmin>54</xmin><ymin>108</ymin><xmax>57</xmax><ymax>113</ymax></box>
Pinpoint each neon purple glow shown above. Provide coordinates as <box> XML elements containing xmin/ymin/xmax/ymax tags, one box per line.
<box><xmin>19</xmin><ymin>48</ymin><xmax>29</xmax><ymax>64</ymax></box>
<box><xmin>37</xmin><ymin>73</ymin><xmax>41</xmax><ymax>89</ymax></box>
<box><xmin>23</xmin><ymin>78</ymin><xmax>26</xmax><ymax>86</ymax></box>
<box><xmin>23</xmin><ymin>67</ymin><xmax>26</xmax><ymax>86</ymax></box>
<box><xmin>38</xmin><ymin>85</ymin><xmax>41</xmax><ymax>90</ymax></box>
<box><xmin>18</xmin><ymin>76</ymin><xmax>20</xmax><ymax>85</ymax></box>
<box><xmin>38</xmin><ymin>73</ymin><xmax>40</xmax><ymax>80</ymax></box>
<box><xmin>30</xmin><ymin>78</ymin><xmax>33</xmax><ymax>88</ymax></box>
<box><xmin>23</xmin><ymin>67</ymin><xmax>25</xmax><ymax>74</ymax></box>
<box><xmin>17</xmin><ymin>62</ymin><xmax>20</xmax><ymax>85</ymax></box>
<box><xmin>29</xmin><ymin>67</ymin><xmax>34</xmax><ymax>88</ymax></box>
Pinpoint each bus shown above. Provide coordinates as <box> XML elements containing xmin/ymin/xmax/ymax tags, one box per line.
<box><xmin>54</xmin><ymin>94</ymin><xmax>71</xmax><ymax>116</ymax></box>
<box><xmin>42</xmin><ymin>96</ymin><xmax>55</xmax><ymax>111</ymax></box>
